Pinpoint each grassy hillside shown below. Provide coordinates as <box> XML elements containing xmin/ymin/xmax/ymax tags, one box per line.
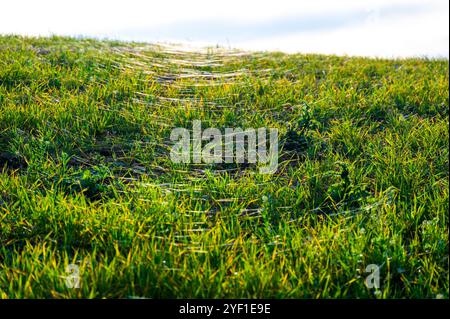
<box><xmin>0</xmin><ymin>35</ymin><xmax>448</xmax><ymax>298</ymax></box>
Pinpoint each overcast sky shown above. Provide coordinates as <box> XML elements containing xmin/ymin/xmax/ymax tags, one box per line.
<box><xmin>1</xmin><ymin>0</ymin><xmax>448</xmax><ymax>58</ymax></box>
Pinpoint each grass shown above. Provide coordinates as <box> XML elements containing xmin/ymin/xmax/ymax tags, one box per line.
<box><xmin>0</xmin><ymin>35</ymin><xmax>448</xmax><ymax>299</ymax></box>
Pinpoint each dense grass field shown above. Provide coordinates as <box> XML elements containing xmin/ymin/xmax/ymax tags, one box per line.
<box><xmin>0</xmin><ymin>35</ymin><xmax>448</xmax><ymax>298</ymax></box>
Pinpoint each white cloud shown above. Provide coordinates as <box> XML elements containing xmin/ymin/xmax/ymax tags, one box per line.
<box><xmin>233</xmin><ymin>5</ymin><xmax>449</xmax><ymax>58</ymax></box>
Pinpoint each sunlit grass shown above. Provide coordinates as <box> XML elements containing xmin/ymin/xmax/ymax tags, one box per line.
<box><xmin>0</xmin><ymin>35</ymin><xmax>448</xmax><ymax>298</ymax></box>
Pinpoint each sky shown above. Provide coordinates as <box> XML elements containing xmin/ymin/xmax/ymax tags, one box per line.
<box><xmin>1</xmin><ymin>0</ymin><xmax>448</xmax><ymax>58</ymax></box>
